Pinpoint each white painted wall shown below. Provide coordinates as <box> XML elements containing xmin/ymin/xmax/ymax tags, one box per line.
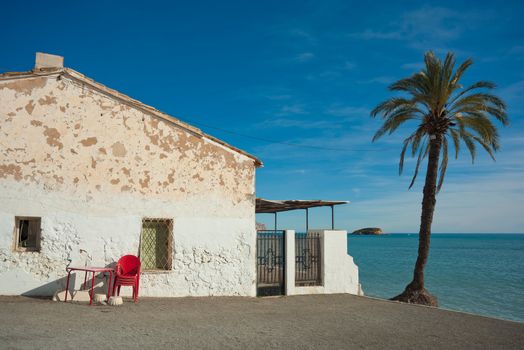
<box><xmin>0</xmin><ymin>174</ymin><xmax>257</xmax><ymax>298</ymax></box>
<box><xmin>285</xmin><ymin>230</ymin><xmax>362</xmax><ymax>296</ymax></box>
<box><xmin>0</xmin><ymin>72</ymin><xmax>257</xmax><ymax>298</ymax></box>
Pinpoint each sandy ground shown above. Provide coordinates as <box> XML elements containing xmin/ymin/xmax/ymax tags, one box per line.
<box><xmin>0</xmin><ymin>294</ymin><xmax>523</xmax><ymax>350</ymax></box>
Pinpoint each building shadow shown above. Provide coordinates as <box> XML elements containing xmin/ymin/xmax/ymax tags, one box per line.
<box><xmin>21</xmin><ymin>275</ymin><xmax>73</xmax><ymax>298</ymax></box>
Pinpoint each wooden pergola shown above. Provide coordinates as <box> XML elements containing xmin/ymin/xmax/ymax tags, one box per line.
<box><xmin>255</xmin><ymin>198</ymin><xmax>349</xmax><ymax>231</ymax></box>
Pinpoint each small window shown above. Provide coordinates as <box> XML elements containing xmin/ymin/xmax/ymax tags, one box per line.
<box><xmin>140</xmin><ymin>218</ymin><xmax>173</xmax><ymax>271</ymax></box>
<box><xmin>15</xmin><ymin>217</ymin><xmax>41</xmax><ymax>252</ymax></box>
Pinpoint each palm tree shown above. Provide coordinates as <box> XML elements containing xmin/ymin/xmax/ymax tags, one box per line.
<box><xmin>371</xmin><ymin>51</ymin><xmax>508</xmax><ymax>306</ymax></box>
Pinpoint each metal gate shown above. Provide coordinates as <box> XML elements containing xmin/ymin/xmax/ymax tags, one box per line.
<box><xmin>256</xmin><ymin>230</ymin><xmax>285</xmax><ymax>296</ymax></box>
<box><xmin>295</xmin><ymin>232</ymin><xmax>322</xmax><ymax>286</ymax></box>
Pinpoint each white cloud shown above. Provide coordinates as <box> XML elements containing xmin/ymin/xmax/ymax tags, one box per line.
<box><xmin>349</xmin><ymin>6</ymin><xmax>491</xmax><ymax>50</ymax></box>
<box><xmin>256</xmin><ymin>118</ymin><xmax>340</xmax><ymax>130</ymax></box>
<box><xmin>342</xmin><ymin>61</ymin><xmax>356</xmax><ymax>70</ymax></box>
<box><xmin>358</xmin><ymin>76</ymin><xmax>395</xmax><ymax>84</ymax></box>
<box><xmin>276</xmin><ymin>104</ymin><xmax>308</xmax><ymax>116</ymax></box>
<box><xmin>306</xmin><ymin>70</ymin><xmax>341</xmax><ymax>80</ymax></box>
<box><xmin>265</xmin><ymin>94</ymin><xmax>292</xmax><ymax>101</ymax></box>
<box><xmin>349</xmin><ymin>29</ymin><xmax>403</xmax><ymax>40</ymax></box>
<box><xmin>344</xmin><ymin>172</ymin><xmax>524</xmax><ymax>233</ymax></box>
<box><xmin>508</xmin><ymin>45</ymin><xmax>524</xmax><ymax>56</ymax></box>
<box><xmin>504</xmin><ymin>135</ymin><xmax>524</xmax><ymax>146</ymax></box>
<box><xmin>325</xmin><ymin>105</ymin><xmax>370</xmax><ymax>118</ymax></box>
<box><xmin>289</xmin><ymin>29</ymin><xmax>317</xmax><ymax>44</ymax></box>
<box><xmin>500</xmin><ymin>80</ymin><xmax>524</xmax><ymax>101</ymax></box>
<box><xmin>229</xmin><ymin>86</ymin><xmax>293</xmax><ymax>102</ymax></box>
<box><xmin>295</xmin><ymin>52</ymin><xmax>315</xmax><ymax>62</ymax></box>
<box><xmin>499</xmin><ymin>79</ymin><xmax>524</xmax><ymax>114</ymax></box>
<box><xmin>250</xmin><ymin>130</ymin><xmax>386</xmax><ymax>161</ymax></box>
<box><xmin>401</xmin><ymin>62</ymin><xmax>424</xmax><ymax>71</ymax></box>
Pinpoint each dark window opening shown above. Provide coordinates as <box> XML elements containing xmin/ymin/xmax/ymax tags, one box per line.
<box><xmin>15</xmin><ymin>217</ymin><xmax>41</xmax><ymax>251</ymax></box>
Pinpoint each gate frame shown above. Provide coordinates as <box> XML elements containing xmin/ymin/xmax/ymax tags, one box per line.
<box><xmin>256</xmin><ymin>230</ymin><xmax>286</xmax><ymax>296</ymax></box>
<box><xmin>294</xmin><ymin>232</ymin><xmax>322</xmax><ymax>286</ymax></box>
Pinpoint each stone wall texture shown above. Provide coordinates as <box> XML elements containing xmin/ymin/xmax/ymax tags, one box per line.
<box><xmin>0</xmin><ymin>73</ymin><xmax>257</xmax><ymax>297</ymax></box>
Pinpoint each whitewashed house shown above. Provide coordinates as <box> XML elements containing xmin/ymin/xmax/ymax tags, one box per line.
<box><xmin>0</xmin><ymin>53</ymin><xmax>361</xmax><ymax>298</ymax></box>
<box><xmin>0</xmin><ymin>53</ymin><xmax>261</xmax><ymax>297</ymax></box>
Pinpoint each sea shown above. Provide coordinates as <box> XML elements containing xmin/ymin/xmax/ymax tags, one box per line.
<box><xmin>347</xmin><ymin>233</ymin><xmax>524</xmax><ymax>323</ymax></box>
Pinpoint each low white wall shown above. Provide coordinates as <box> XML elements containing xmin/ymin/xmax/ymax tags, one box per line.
<box><xmin>285</xmin><ymin>230</ymin><xmax>362</xmax><ymax>296</ymax></box>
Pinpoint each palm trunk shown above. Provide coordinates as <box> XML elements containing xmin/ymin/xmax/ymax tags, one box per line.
<box><xmin>392</xmin><ymin>134</ymin><xmax>442</xmax><ymax>306</ymax></box>
<box><xmin>410</xmin><ymin>135</ymin><xmax>442</xmax><ymax>290</ymax></box>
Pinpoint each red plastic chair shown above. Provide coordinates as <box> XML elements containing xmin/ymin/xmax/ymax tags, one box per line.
<box><xmin>112</xmin><ymin>255</ymin><xmax>141</xmax><ymax>303</ymax></box>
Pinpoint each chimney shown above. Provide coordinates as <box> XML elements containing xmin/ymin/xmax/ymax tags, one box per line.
<box><xmin>34</xmin><ymin>52</ymin><xmax>64</xmax><ymax>70</ymax></box>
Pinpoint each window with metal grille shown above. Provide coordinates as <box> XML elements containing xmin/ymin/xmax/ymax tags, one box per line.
<box><xmin>140</xmin><ymin>218</ymin><xmax>173</xmax><ymax>271</ymax></box>
<box><xmin>14</xmin><ymin>217</ymin><xmax>41</xmax><ymax>252</ymax></box>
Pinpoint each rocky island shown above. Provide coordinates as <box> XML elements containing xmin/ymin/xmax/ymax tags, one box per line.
<box><xmin>352</xmin><ymin>227</ymin><xmax>384</xmax><ymax>235</ymax></box>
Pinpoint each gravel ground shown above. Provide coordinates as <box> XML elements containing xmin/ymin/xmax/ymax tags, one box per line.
<box><xmin>0</xmin><ymin>294</ymin><xmax>523</xmax><ymax>350</ymax></box>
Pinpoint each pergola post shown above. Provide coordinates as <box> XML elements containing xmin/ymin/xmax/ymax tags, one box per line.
<box><xmin>274</xmin><ymin>212</ymin><xmax>277</xmax><ymax>231</ymax></box>
<box><xmin>331</xmin><ymin>205</ymin><xmax>334</xmax><ymax>230</ymax></box>
<box><xmin>305</xmin><ymin>208</ymin><xmax>309</xmax><ymax>232</ymax></box>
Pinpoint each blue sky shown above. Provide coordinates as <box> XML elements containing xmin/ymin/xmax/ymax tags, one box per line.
<box><xmin>2</xmin><ymin>1</ymin><xmax>523</xmax><ymax>232</ymax></box>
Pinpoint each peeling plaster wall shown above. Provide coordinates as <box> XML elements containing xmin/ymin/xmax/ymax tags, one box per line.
<box><xmin>0</xmin><ymin>75</ymin><xmax>257</xmax><ymax>297</ymax></box>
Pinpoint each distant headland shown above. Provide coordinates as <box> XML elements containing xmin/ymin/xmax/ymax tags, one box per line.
<box><xmin>352</xmin><ymin>227</ymin><xmax>384</xmax><ymax>235</ymax></box>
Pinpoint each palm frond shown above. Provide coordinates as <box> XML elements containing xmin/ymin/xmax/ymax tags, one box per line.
<box><xmin>372</xmin><ymin>108</ymin><xmax>419</xmax><ymax>141</ymax></box>
<box><xmin>389</xmin><ymin>73</ymin><xmax>430</xmax><ymax>99</ymax></box>
<box><xmin>399</xmin><ymin>133</ymin><xmax>415</xmax><ymax>175</ymax></box>
<box><xmin>437</xmin><ymin>137</ymin><xmax>449</xmax><ymax>192</ymax></box>
<box><xmin>461</xmin><ymin>132</ymin><xmax>477</xmax><ymax>163</ymax></box>
<box><xmin>399</xmin><ymin>128</ymin><xmax>426</xmax><ymax>175</ymax></box>
<box><xmin>411</xmin><ymin>130</ymin><xmax>425</xmax><ymax>157</ymax></box>
<box><xmin>448</xmin><ymin>81</ymin><xmax>496</xmax><ymax>106</ymax></box>
<box><xmin>484</xmin><ymin>106</ymin><xmax>509</xmax><ymax>126</ymax></box>
<box><xmin>370</xmin><ymin>50</ymin><xmax>508</xmax><ymax>191</ymax></box>
<box><xmin>448</xmin><ymin>128</ymin><xmax>461</xmax><ymax>159</ymax></box>
<box><xmin>437</xmin><ymin>53</ymin><xmax>456</xmax><ymax>107</ymax></box>
<box><xmin>457</xmin><ymin>113</ymin><xmax>498</xmax><ymax>145</ymax></box>
<box><xmin>461</xmin><ymin>130</ymin><xmax>496</xmax><ymax>161</ymax></box>
<box><xmin>450</xmin><ymin>58</ymin><xmax>473</xmax><ymax>86</ymax></box>
<box><xmin>451</xmin><ymin>92</ymin><xmax>507</xmax><ymax>112</ymax></box>
<box><xmin>409</xmin><ymin>142</ymin><xmax>429</xmax><ymax>189</ymax></box>
<box><xmin>371</xmin><ymin>98</ymin><xmax>413</xmax><ymax>118</ymax></box>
